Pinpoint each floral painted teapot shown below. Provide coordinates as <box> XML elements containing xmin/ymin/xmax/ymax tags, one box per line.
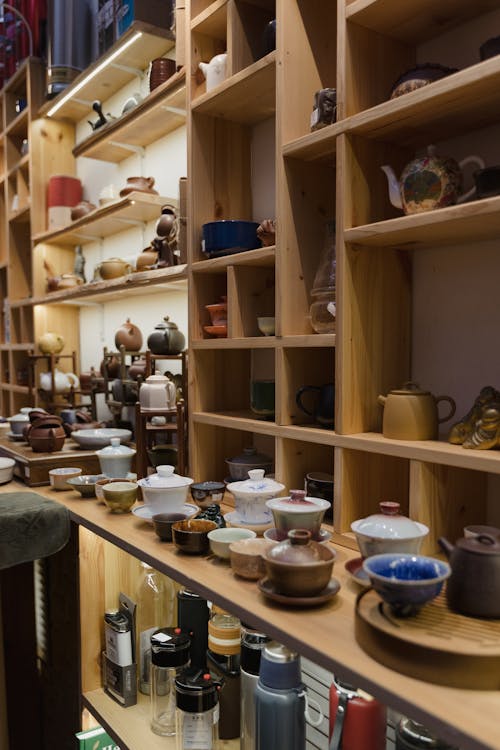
<box><xmin>381</xmin><ymin>145</ymin><xmax>484</xmax><ymax>214</ymax></box>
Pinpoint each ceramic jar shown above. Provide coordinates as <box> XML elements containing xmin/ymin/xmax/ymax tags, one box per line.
<box><xmin>114</xmin><ymin>318</ymin><xmax>143</xmax><ymax>352</ymax></box>
<box><xmin>438</xmin><ymin>533</ymin><xmax>500</xmax><ymax>618</ymax></box>
<box><xmin>38</xmin><ymin>332</ymin><xmax>65</xmax><ymax>355</ymax></box>
<box><xmin>377</xmin><ymin>381</ymin><xmax>456</xmax><ymax>440</ymax></box>
<box><xmin>139</xmin><ymin>371</ymin><xmax>177</xmax><ymax>409</ymax></box>
<box><xmin>199</xmin><ymin>52</ymin><xmax>228</xmax><ymax>91</ymax></box>
<box><xmin>138</xmin><ymin>464</ymin><xmax>193</xmax><ymax>514</ymax></box>
<box><xmin>147</xmin><ymin>316</ymin><xmax>186</xmax><ymax>355</ymax></box>
<box><xmin>149</xmin><ymin>57</ymin><xmax>176</xmax><ymax>91</ymax></box>
<box><xmin>351</xmin><ymin>501</ymin><xmax>429</xmax><ymax>557</ymax></box>
<box><xmin>96</xmin><ymin>437</ymin><xmax>136</xmax><ymax>478</ymax></box>
<box><xmin>94</xmin><ymin>258</ymin><xmax>132</xmax><ymax>280</ymax></box>
<box><xmin>227</xmin><ymin>469</ymin><xmax>285</xmax><ymax>525</ymax></box>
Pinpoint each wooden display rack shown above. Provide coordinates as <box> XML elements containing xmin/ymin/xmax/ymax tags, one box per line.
<box><xmin>134</xmin><ymin>399</ymin><xmax>187</xmax><ymax>478</ymax></box>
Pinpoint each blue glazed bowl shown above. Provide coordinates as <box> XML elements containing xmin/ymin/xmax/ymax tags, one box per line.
<box><xmin>202</xmin><ymin>220</ymin><xmax>260</xmax><ymax>257</ymax></box>
<box><xmin>362</xmin><ymin>553</ymin><xmax>451</xmax><ymax>617</ymax></box>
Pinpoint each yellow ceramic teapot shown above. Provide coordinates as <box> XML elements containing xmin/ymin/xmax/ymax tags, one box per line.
<box><xmin>378</xmin><ymin>381</ymin><xmax>456</xmax><ymax>440</ymax></box>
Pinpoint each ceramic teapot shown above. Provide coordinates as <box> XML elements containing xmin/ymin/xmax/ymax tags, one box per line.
<box><xmin>147</xmin><ymin>316</ymin><xmax>186</xmax><ymax>355</ymax></box>
<box><xmin>199</xmin><ymin>52</ymin><xmax>228</xmax><ymax>91</ymax></box>
<box><xmin>139</xmin><ymin>371</ymin><xmax>177</xmax><ymax>409</ymax></box>
<box><xmin>378</xmin><ymin>381</ymin><xmax>456</xmax><ymax>440</ymax></box>
<box><xmin>114</xmin><ymin>318</ymin><xmax>143</xmax><ymax>352</ymax></box>
<box><xmin>136</xmin><ymin>245</ymin><xmax>159</xmax><ymax>271</ymax></box>
<box><xmin>38</xmin><ymin>331</ymin><xmax>65</xmax><ymax>355</ymax></box>
<box><xmin>39</xmin><ymin>368</ymin><xmax>80</xmax><ymax>393</ymax></box>
<box><xmin>94</xmin><ymin>257</ymin><xmax>132</xmax><ymax>280</ymax></box>
<box><xmin>381</xmin><ymin>145</ymin><xmax>484</xmax><ymax>214</ymax></box>
<box><xmin>27</xmin><ymin>415</ymin><xmax>66</xmax><ymax>453</ymax></box>
<box><xmin>438</xmin><ymin>532</ymin><xmax>500</xmax><ymax>618</ymax></box>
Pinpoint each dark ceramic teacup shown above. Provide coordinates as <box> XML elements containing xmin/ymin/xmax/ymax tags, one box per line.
<box><xmin>153</xmin><ymin>512</ymin><xmax>189</xmax><ymax>541</ymax></box>
<box><xmin>305</xmin><ymin>471</ymin><xmax>334</xmax><ymax>520</ymax></box>
<box><xmin>474</xmin><ymin>166</ymin><xmax>500</xmax><ymax>199</ymax></box>
<box><xmin>296</xmin><ymin>383</ymin><xmax>335</xmax><ymax>429</ymax></box>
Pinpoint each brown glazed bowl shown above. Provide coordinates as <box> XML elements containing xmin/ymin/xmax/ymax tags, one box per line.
<box><xmin>172</xmin><ymin>518</ymin><xmax>217</xmax><ymax>554</ymax></box>
<box><xmin>152</xmin><ymin>512</ymin><xmax>189</xmax><ymax>541</ymax></box>
<box><xmin>262</xmin><ymin>529</ymin><xmax>336</xmax><ymax>596</ymax></box>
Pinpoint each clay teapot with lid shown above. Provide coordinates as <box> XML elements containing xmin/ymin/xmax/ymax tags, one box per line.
<box><xmin>381</xmin><ymin>145</ymin><xmax>484</xmax><ymax>214</ymax></box>
<box><xmin>27</xmin><ymin>415</ymin><xmax>66</xmax><ymax>453</ymax></box>
<box><xmin>378</xmin><ymin>381</ymin><xmax>456</xmax><ymax>440</ymax></box>
<box><xmin>114</xmin><ymin>318</ymin><xmax>143</xmax><ymax>352</ymax></box>
<box><xmin>147</xmin><ymin>316</ymin><xmax>186</xmax><ymax>355</ymax></box>
<box><xmin>38</xmin><ymin>331</ymin><xmax>65</xmax><ymax>355</ymax></box>
<box><xmin>438</xmin><ymin>532</ymin><xmax>500</xmax><ymax>618</ymax></box>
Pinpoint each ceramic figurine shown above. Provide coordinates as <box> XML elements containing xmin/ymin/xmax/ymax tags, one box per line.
<box><xmin>310</xmin><ymin>88</ymin><xmax>337</xmax><ymax>131</ymax></box>
<box><xmin>448</xmin><ymin>385</ymin><xmax>500</xmax><ymax>445</ymax></box>
<box><xmin>74</xmin><ymin>245</ymin><xmax>86</xmax><ymax>282</ymax></box>
<box><xmin>462</xmin><ymin>402</ymin><xmax>500</xmax><ymax>450</ymax></box>
<box><xmin>381</xmin><ymin>145</ymin><xmax>484</xmax><ymax>214</ymax></box>
<box><xmin>256</xmin><ymin>219</ymin><xmax>276</xmax><ymax>247</ymax></box>
<box><xmin>88</xmin><ymin>100</ymin><xmax>114</xmax><ymax>131</ymax></box>
<box><xmin>196</xmin><ymin>503</ymin><xmax>226</xmax><ymax>528</ymax></box>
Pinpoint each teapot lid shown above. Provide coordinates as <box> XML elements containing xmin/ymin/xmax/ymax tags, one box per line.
<box><xmin>155</xmin><ymin>316</ymin><xmax>178</xmax><ymax>330</ymax></box>
<box><xmin>227</xmin><ymin>469</ymin><xmax>284</xmax><ymax>495</ymax></box>
<box><xmin>455</xmin><ymin>532</ymin><xmax>500</xmax><ymax>555</ymax></box>
<box><xmin>97</xmin><ymin>437</ymin><xmax>135</xmax><ymax>456</ymax></box>
<box><xmin>8</xmin><ymin>413</ymin><xmax>29</xmax><ymax>421</ymax></box>
<box><xmin>227</xmin><ymin>446</ymin><xmax>273</xmax><ymax>465</ymax></box>
<box><xmin>138</xmin><ymin>464</ymin><xmax>193</xmax><ymax>488</ymax></box>
<box><xmin>351</xmin><ymin>501</ymin><xmax>428</xmax><ymax>539</ymax></box>
<box><xmin>145</xmin><ymin>371</ymin><xmax>170</xmax><ymax>384</ymax></box>
<box><xmin>390</xmin><ymin>381</ymin><xmax>430</xmax><ymax>396</ymax></box>
<box><xmin>266</xmin><ymin>529</ymin><xmax>323</xmax><ymax>564</ymax></box>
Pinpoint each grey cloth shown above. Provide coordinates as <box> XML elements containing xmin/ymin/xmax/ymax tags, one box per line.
<box><xmin>0</xmin><ymin>492</ymin><xmax>70</xmax><ymax>569</ymax></box>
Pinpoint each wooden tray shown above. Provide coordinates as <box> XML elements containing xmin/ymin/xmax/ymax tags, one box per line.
<box><xmin>0</xmin><ymin>435</ymin><xmax>101</xmax><ymax>486</ymax></box>
<box><xmin>355</xmin><ymin>588</ymin><xmax>500</xmax><ymax>689</ymax></box>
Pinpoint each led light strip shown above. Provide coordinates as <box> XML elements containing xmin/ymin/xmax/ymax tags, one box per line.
<box><xmin>46</xmin><ymin>31</ymin><xmax>143</xmax><ymax>118</ymax></box>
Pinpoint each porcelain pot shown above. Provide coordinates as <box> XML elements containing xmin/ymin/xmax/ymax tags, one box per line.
<box><xmin>147</xmin><ymin>316</ymin><xmax>186</xmax><ymax>355</ymax></box>
<box><xmin>227</xmin><ymin>469</ymin><xmax>285</xmax><ymax>524</ymax></box>
<box><xmin>199</xmin><ymin>52</ymin><xmax>227</xmax><ymax>91</ymax></box>
<box><xmin>97</xmin><ymin>437</ymin><xmax>136</xmax><ymax>478</ymax></box>
<box><xmin>114</xmin><ymin>318</ymin><xmax>143</xmax><ymax>352</ymax></box>
<box><xmin>378</xmin><ymin>381</ymin><xmax>456</xmax><ymax>440</ymax></box>
<box><xmin>38</xmin><ymin>332</ymin><xmax>65</xmax><ymax>355</ymax></box>
<box><xmin>381</xmin><ymin>145</ymin><xmax>484</xmax><ymax>214</ymax></box>
<box><xmin>351</xmin><ymin>501</ymin><xmax>429</xmax><ymax>557</ymax></box>
<box><xmin>94</xmin><ymin>258</ymin><xmax>132</xmax><ymax>280</ymax></box>
<box><xmin>439</xmin><ymin>533</ymin><xmax>500</xmax><ymax>618</ymax></box>
<box><xmin>139</xmin><ymin>371</ymin><xmax>177</xmax><ymax>409</ymax></box>
<box><xmin>138</xmin><ymin>464</ymin><xmax>193</xmax><ymax>513</ymax></box>
<box><xmin>39</xmin><ymin>368</ymin><xmax>80</xmax><ymax>393</ymax></box>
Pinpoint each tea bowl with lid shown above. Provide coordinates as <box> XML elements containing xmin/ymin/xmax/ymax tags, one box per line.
<box><xmin>227</xmin><ymin>469</ymin><xmax>285</xmax><ymax>525</ymax></box>
<box><xmin>225</xmin><ymin>446</ymin><xmax>273</xmax><ymax>480</ymax></box>
<box><xmin>266</xmin><ymin>489</ymin><xmax>331</xmax><ymax>539</ymax></box>
<box><xmin>262</xmin><ymin>528</ymin><xmax>336</xmax><ymax>597</ymax></box>
<box><xmin>351</xmin><ymin>501</ymin><xmax>428</xmax><ymax>558</ymax></box>
<box><xmin>96</xmin><ymin>437</ymin><xmax>136</xmax><ymax>478</ymax></box>
<box><xmin>138</xmin><ymin>464</ymin><xmax>193</xmax><ymax>514</ymax></box>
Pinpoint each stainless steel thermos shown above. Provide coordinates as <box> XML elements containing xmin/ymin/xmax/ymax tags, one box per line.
<box><xmin>240</xmin><ymin>626</ymin><xmax>271</xmax><ymax>750</ymax></box>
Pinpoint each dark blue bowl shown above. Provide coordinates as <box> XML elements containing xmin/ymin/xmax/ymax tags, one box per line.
<box><xmin>202</xmin><ymin>220</ymin><xmax>260</xmax><ymax>257</ymax></box>
<box><xmin>362</xmin><ymin>553</ymin><xmax>451</xmax><ymax>617</ymax></box>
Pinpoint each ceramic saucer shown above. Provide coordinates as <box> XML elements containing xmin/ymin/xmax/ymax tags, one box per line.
<box><xmin>344</xmin><ymin>556</ymin><xmax>371</xmax><ymax>587</ymax></box>
<box><xmin>133</xmin><ymin>503</ymin><xmax>198</xmax><ymax>524</ymax></box>
<box><xmin>7</xmin><ymin>431</ymin><xmax>25</xmax><ymax>441</ymax></box>
<box><xmin>257</xmin><ymin>577</ymin><xmax>341</xmax><ymax>607</ymax></box>
<box><xmin>263</xmin><ymin>527</ymin><xmax>332</xmax><ymax>545</ymax></box>
<box><xmin>224</xmin><ymin>510</ymin><xmax>273</xmax><ymax>536</ymax></box>
<box><xmin>203</xmin><ymin>324</ymin><xmax>227</xmax><ymax>338</ymax></box>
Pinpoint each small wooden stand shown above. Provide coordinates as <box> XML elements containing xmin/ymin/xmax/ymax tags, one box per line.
<box><xmin>134</xmin><ymin>400</ymin><xmax>187</xmax><ymax>478</ymax></box>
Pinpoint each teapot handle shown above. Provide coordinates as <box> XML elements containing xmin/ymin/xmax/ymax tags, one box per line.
<box><xmin>456</xmin><ymin>155</ymin><xmax>485</xmax><ymax>204</ymax></box>
<box><xmin>66</xmin><ymin>373</ymin><xmax>80</xmax><ymax>389</ymax></box>
<box><xmin>435</xmin><ymin>395</ymin><xmax>456</xmax><ymax>424</ymax></box>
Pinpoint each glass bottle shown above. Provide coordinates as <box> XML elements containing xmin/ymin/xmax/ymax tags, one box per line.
<box><xmin>150</xmin><ymin>627</ymin><xmax>191</xmax><ymax>736</ymax></box>
<box><xmin>206</xmin><ymin>608</ymin><xmax>241</xmax><ymax>739</ymax></box>
<box><xmin>136</xmin><ymin>562</ymin><xmax>176</xmax><ymax>694</ymax></box>
<box><xmin>309</xmin><ymin>220</ymin><xmax>336</xmax><ymax>334</ymax></box>
<box><xmin>176</xmin><ymin>669</ymin><xmax>220</xmax><ymax>750</ymax></box>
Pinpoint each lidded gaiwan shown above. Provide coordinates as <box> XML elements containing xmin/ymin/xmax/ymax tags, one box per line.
<box><xmin>227</xmin><ymin>469</ymin><xmax>284</xmax><ymax>524</ymax></box>
<box><xmin>138</xmin><ymin>464</ymin><xmax>193</xmax><ymax>513</ymax></box>
<box><xmin>351</xmin><ymin>501</ymin><xmax>428</xmax><ymax>558</ymax></box>
<box><xmin>96</xmin><ymin>437</ymin><xmax>136</xmax><ymax>478</ymax></box>
<box><xmin>266</xmin><ymin>489</ymin><xmax>330</xmax><ymax>538</ymax></box>
<box><xmin>262</xmin><ymin>529</ymin><xmax>336</xmax><ymax>597</ymax></box>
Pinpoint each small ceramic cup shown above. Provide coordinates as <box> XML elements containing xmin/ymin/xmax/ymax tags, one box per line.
<box><xmin>49</xmin><ymin>467</ymin><xmax>82</xmax><ymax>491</ymax></box>
<box><xmin>102</xmin><ymin>481</ymin><xmax>138</xmax><ymax>513</ymax></box>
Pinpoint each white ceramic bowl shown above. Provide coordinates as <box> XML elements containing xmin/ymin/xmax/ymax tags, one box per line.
<box><xmin>49</xmin><ymin>466</ymin><xmax>82</xmax><ymax>490</ymax></box>
<box><xmin>227</xmin><ymin>469</ymin><xmax>285</xmax><ymax>524</ymax></box>
<box><xmin>138</xmin><ymin>465</ymin><xmax>193</xmax><ymax>514</ymax></box>
<box><xmin>0</xmin><ymin>457</ymin><xmax>15</xmax><ymax>484</ymax></box>
<box><xmin>208</xmin><ymin>527</ymin><xmax>256</xmax><ymax>559</ymax></box>
<box><xmin>71</xmin><ymin>428</ymin><xmax>132</xmax><ymax>449</ymax></box>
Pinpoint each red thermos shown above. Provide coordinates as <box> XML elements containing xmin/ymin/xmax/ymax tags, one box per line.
<box><xmin>329</xmin><ymin>677</ymin><xmax>386</xmax><ymax>750</ymax></box>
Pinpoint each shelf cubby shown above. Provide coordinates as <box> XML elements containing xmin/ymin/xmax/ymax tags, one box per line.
<box><xmin>280</xmin><ymin>345</ymin><xmax>334</xmax><ymax>429</ymax></box>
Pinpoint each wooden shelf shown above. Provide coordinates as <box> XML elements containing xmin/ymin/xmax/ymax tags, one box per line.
<box><xmin>24</xmin><ymin>482</ymin><xmax>500</xmax><ymax>750</ymax></box>
<box><xmin>7</xmin><ymin>153</ymin><xmax>30</xmax><ymax>178</ymax></box>
<box><xmin>33</xmin><ymin>193</ymin><xmax>175</xmax><ymax>247</ymax></box>
<box><xmin>30</xmin><ymin>265</ymin><xmax>187</xmax><ymax>306</ymax></box>
<box><xmin>191</xmin><ymin>246</ymin><xmax>275</xmax><ymax>272</ymax></box>
<box><xmin>192</xmin><ymin>334</ymin><xmax>335</xmax><ymax>348</ymax></box>
<box><xmin>344</xmin><ymin>57</ymin><xmax>500</xmax><ymax>148</ymax></box>
<box><xmin>345</xmin><ymin>0</ymin><xmax>500</xmax><ymax>43</ymax></box>
<box><xmin>344</xmin><ymin>195</ymin><xmax>500</xmax><ymax>248</ymax></box>
<box><xmin>192</xmin><ymin>410</ymin><xmax>279</xmax><ymax>435</ymax></box>
<box><xmin>335</xmin><ymin>431</ymin><xmax>500</xmax><ymax>475</ymax></box>
<box><xmin>283</xmin><ymin>123</ymin><xmax>340</xmax><ymax>164</ymax></box>
<box><xmin>72</xmin><ymin>70</ymin><xmax>186</xmax><ymax>162</ymax></box>
<box><xmin>83</xmin><ymin>690</ymin><xmax>239</xmax><ymax>750</ymax></box>
<box><xmin>39</xmin><ymin>22</ymin><xmax>175</xmax><ymax>122</ymax></box>
<box><xmin>4</xmin><ymin>108</ymin><xmax>28</xmax><ymax>138</ymax></box>
<box><xmin>8</xmin><ymin>204</ymin><xmax>30</xmax><ymax>224</ymax></box>
<box><xmin>191</xmin><ymin>52</ymin><xmax>276</xmax><ymax>125</ymax></box>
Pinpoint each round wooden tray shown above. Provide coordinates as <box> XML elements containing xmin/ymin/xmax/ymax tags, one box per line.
<box><xmin>355</xmin><ymin>588</ymin><xmax>500</xmax><ymax>689</ymax></box>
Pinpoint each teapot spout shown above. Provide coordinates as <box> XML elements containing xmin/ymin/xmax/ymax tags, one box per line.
<box><xmin>198</xmin><ymin>62</ymin><xmax>209</xmax><ymax>78</ymax></box>
<box><xmin>381</xmin><ymin>165</ymin><xmax>403</xmax><ymax>209</ymax></box>
<box><xmin>438</xmin><ymin>536</ymin><xmax>454</xmax><ymax>559</ymax></box>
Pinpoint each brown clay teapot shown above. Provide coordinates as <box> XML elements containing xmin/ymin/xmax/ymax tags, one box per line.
<box><xmin>439</xmin><ymin>532</ymin><xmax>500</xmax><ymax>618</ymax></box>
<box><xmin>147</xmin><ymin>316</ymin><xmax>186</xmax><ymax>355</ymax></box>
<box><xmin>128</xmin><ymin>356</ymin><xmax>147</xmax><ymax>380</ymax></box>
<box><xmin>100</xmin><ymin>354</ymin><xmax>121</xmax><ymax>379</ymax></box>
<box><xmin>119</xmin><ymin>176</ymin><xmax>158</xmax><ymax>196</ymax></box>
<box><xmin>378</xmin><ymin>381</ymin><xmax>456</xmax><ymax>440</ymax></box>
<box><xmin>136</xmin><ymin>245</ymin><xmax>159</xmax><ymax>271</ymax></box>
<box><xmin>27</xmin><ymin>415</ymin><xmax>66</xmax><ymax>453</ymax></box>
<box><xmin>114</xmin><ymin>318</ymin><xmax>143</xmax><ymax>352</ymax></box>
